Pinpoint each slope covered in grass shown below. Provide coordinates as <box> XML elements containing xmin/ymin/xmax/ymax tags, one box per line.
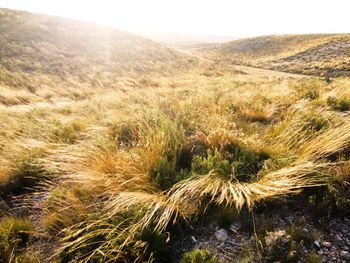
<box><xmin>0</xmin><ymin>8</ymin><xmax>198</xmax><ymax>105</ymax></box>
<box><xmin>192</xmin><ymin>34</ymin><xmax>350</xmax><ymax>77</ymax></box>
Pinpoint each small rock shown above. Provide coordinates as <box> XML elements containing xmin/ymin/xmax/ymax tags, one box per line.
<box><xmin>230</xmin><ymin>222</ymin><xmax>241</xmax><ymax>231</ymax></box>
<box><xmin>331</xmin><ymin>245</ymin><xmax>336</xmax><ymax>252</ymax></box>
<box><xmin>194</xmin><ymin>242</ymin><xmax>202</xmax><ymax>249</ymax></box>
<box><xmin>318</xmin><ymin>250</ymin><xmax>324</xmax><ymax>256</ymax></box>
<box><xmin>215</xmin><ymin>228</ymin><xmax>228</xmax><ymax>242</ymax></box>
<box><xmin>314</xmin><ymin>240</ymin><xmax>321</xmax><ymax>249</ymax></box>
<box><xmin>344</xmin><ymin>246</ymin><xmax>349</xmax><ymax>250</ymax></box>
<box><xmin>191</xmin><ymin>236</ymin><xmax>197</xmax><ymax>243</ymax></box>
<box><xmin>336</xmin><ymin>234</ymin><xmax>342</xmax><ymax>241</ymax></box>
<box><xmin>322</xmin><ymin>241</ymin><xmax>332</xmax><ymax>248</ymax></box>
<box><xmin>340</xmin><ymin>251</ymin><xmax>350</xmax><ymax>260</ymax></box>
<box><xmin>219</xmin><ymin>242</ymin><xmax>226</xmax><ymax>248</ymax></box>
<box><xmin>303</xmin><ymin>228</ymin><xmax>309</xmax><ymax>234</ymax></box>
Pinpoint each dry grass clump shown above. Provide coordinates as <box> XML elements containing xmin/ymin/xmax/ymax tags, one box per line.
<box><xmin>168</xmin><ymin>161</ymin><xmax>327</xmax><ymax>212</ymax></box>
<box><xmin>0</xmin><ymin>146</ymin><xmax>51</xmax><ymax>195</ymax></box>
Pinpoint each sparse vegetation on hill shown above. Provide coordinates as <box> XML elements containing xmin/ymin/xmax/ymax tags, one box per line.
<box><xmin>0</xmin><ymin>8</ymin><xmax>350</xmax><ymax>263</ymax></box>
<box><xmin>192</xmin><ymin>34</ymin><xmax>350</xmax><ymax>77</ymax></box>
<box><xmin>0</xmin><ymin>8</ymin><xmax>199</xmax><ymax>105</ymax></box>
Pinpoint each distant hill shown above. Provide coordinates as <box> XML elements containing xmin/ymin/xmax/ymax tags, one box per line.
<box><xmin>191</xmin><ymin>34</ymin><xmax>350</xmax><ymax>77</ymax></box>
<box><xmin>0</xmin><ymin>8</ymin><xmax>198</xmax><ymax>94</ymax></box>
<box><xmin>140</xmin><ymin>31</ymin><xmax>235</xmax><ymax>47</ymax></box>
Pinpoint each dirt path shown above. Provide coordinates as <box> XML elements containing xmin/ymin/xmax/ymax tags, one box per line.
<box><xmin>234</xmin><ymin>65</ymin><xmax>312</xmax><ymax>78</ymax></box>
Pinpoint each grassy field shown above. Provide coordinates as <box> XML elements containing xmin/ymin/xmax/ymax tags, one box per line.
<box><xmin>190</xmin><ymin>34</ymin><xmax>350</xmax><ymax>77</ymax></box>
<box><xmin>1</xmin><ymin>8</ymin><xmax>350</xmax><ymax>263</ymax></box>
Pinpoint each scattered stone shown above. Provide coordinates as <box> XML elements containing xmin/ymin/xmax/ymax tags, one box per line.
<box><xmin>215</xmin><ymin>228</ymin><xmax>228</xmax><ymax>242</ymax></box>
<box><xmin>318</xmin><ymin>250</ymin><xmax>324</xmax><ymax>256</ymax></box>
<box><xmin>230</xmin><ymin>222</ymin><xmax>241</xmax><ymax>231</ymax></box>
<box><xmin>322</xmin><ymin>241</ymin><xmax>332</xmax><ymax>248</ymax></box>
<box><xmin>340</xmin><ymin>251</ymin><xmax>350</xmax><ymax>260</ymax></box>
<box><xmin>314</xmin><ymin>240</ymin><xmax>321</xmax><ymax>249</ymax></box>
<box><xmin>194</xmin><ymin>241</ymin><xmax>202</xmax><ymax>249</ymax></box>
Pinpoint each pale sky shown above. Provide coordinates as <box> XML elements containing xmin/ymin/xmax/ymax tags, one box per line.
<box><xmin>0</xmin><ymin>0</ymin><xmax>349</xmax><ymax>38</ymax></box>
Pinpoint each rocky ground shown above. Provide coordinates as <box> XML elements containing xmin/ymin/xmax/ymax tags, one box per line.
<box><xmin>175</xmin><ymin>202</ymin><xmax>350</xmax><ymax>263</ymax></box>
<box><xmin>2</xmin><ymin>185</ymin><xmax>59</xmax><ymax>261</ymax></box>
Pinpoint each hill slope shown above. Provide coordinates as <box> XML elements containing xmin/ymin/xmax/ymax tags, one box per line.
<box><xmin>0</xmin><ymin>8</ymin><xmax>198</xmax><ymax>104</ymax></box>
<box><xmin>191</xmin><ymin>34</ymin><xmax>350</xmax><ymax>77</ymax></box>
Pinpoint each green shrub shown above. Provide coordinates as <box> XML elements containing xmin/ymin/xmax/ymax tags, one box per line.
<box><xmin>263</xmin><ymin>230</ymin><xmax>296</xmax><ymax>262</ymax></box>
<box><xmin>0</xmin><ymin>217</ymin><xmax>33</xmax><ymax>262</ymax></box>
<box><xmin>294</xmin><ymin>79</ymin><xmax>322</xmax><ymax>100</ymax></box>
<box><xmin>113</xmin><ymin>123</ymin><xmax>141</xmax><ymax>147</ymax></box>
<box><xmin>227</xmin><ymin>104</ymin><xmax>240</xmax><ymax>113</ymax></box>
<box><xmin>181</xmin><ymin>249</ymin><xmax>216</xmax><ymax>263</ymax></box>
<box><xmin>192</xmin><ymin>149</ymin><xmax>231</xmax><ymax>176</ymax></box>
<box><xmin>149</xmin><ymin>115</ymin><xmax>190</xmax><ymax>190</ymax></box>
<box><xmin>288</xmin><ymin>223</ymin><xmax>318</xmax><ymax>248</ymax></box>
<box><xmin>191</xmin><ymin>146</ymin><xmax>270</xmax><ymax>182</ymax></box>
<box><xmin>327</xmin><ymin>96</ymin><xmax>350</xmax><ymax>112</ymax></box>
<box><xmin>139</xmin><ymin>228</ymin><xmax>172</xmax><ymax>262</ymax></box>
<box><xmin>150</xmin><ymin>157</ymin><xmax>190</xmax><ymax>190</ymax></box>
<box><xmin>177</xmin><ymin>137</ymin><xmax>209</xmax><ymax>170</ymax></box>
<box><xmin>301</xmin><ymin>114</ymin><xmax>330</xmax><ymax>133</ymax></box>
<box><xmin>52</xmin><ymin>119</ymin><xmax>85</xmax><ymax>144</ymax></box>
<box><xmin>308</xmin><ymin>179</ymin><xmax>350</xmax><ymax>217</ymax></box>
<box><xmin>150</xmin><ymin>157</ymin><xmax>177</xmax><ymax>190</ymax></box>
<box><xmin>306</xmin><ymin>253</ymin><xmax>321</xmax><ymax>263</ymax></box>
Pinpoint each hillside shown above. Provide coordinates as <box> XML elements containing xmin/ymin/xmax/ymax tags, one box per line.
<box><xmin>191</xmin><ymin>34</ymin><xmax>350</xmax><ymax>77</ymax></box>
<box><xmin>0</xmin><ymin>8</ymin><xmax>198</xmax><ymax>105</ymax></box>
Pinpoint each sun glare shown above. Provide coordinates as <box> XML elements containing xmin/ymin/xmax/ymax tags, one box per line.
<box><xmin>0</xmin><ymin>0</ymin><xmax>349</xmax><ymax>37</ymax></box>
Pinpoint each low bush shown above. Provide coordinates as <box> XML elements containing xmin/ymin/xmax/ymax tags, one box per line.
<box><xmin>326</xmin><ymin>96</ymin><xmax>350</xmax><ymax>112</ymax></box>
<box><xmin>293</xmin><ymin>79</ymin><xmax>322</xmax><ymax>100</ymax></box>
<box><xmin>191</xmin><ymin>149</ymin><xmax>232</xmax><ymax>177</ymax></box>
<box><xmin>181</xmin><ymin>249</ymin><xmax>216</xmax><ymax>263</ymax></box>
<box><xmin>0</xmin><ymin>217</ymin><xmax>33</xmax><ymax>262</ymax></box>
<box><xmin>52</xmin><ymin>119</ymin><xmax>85</xmax><ymax>144</ymax></box>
